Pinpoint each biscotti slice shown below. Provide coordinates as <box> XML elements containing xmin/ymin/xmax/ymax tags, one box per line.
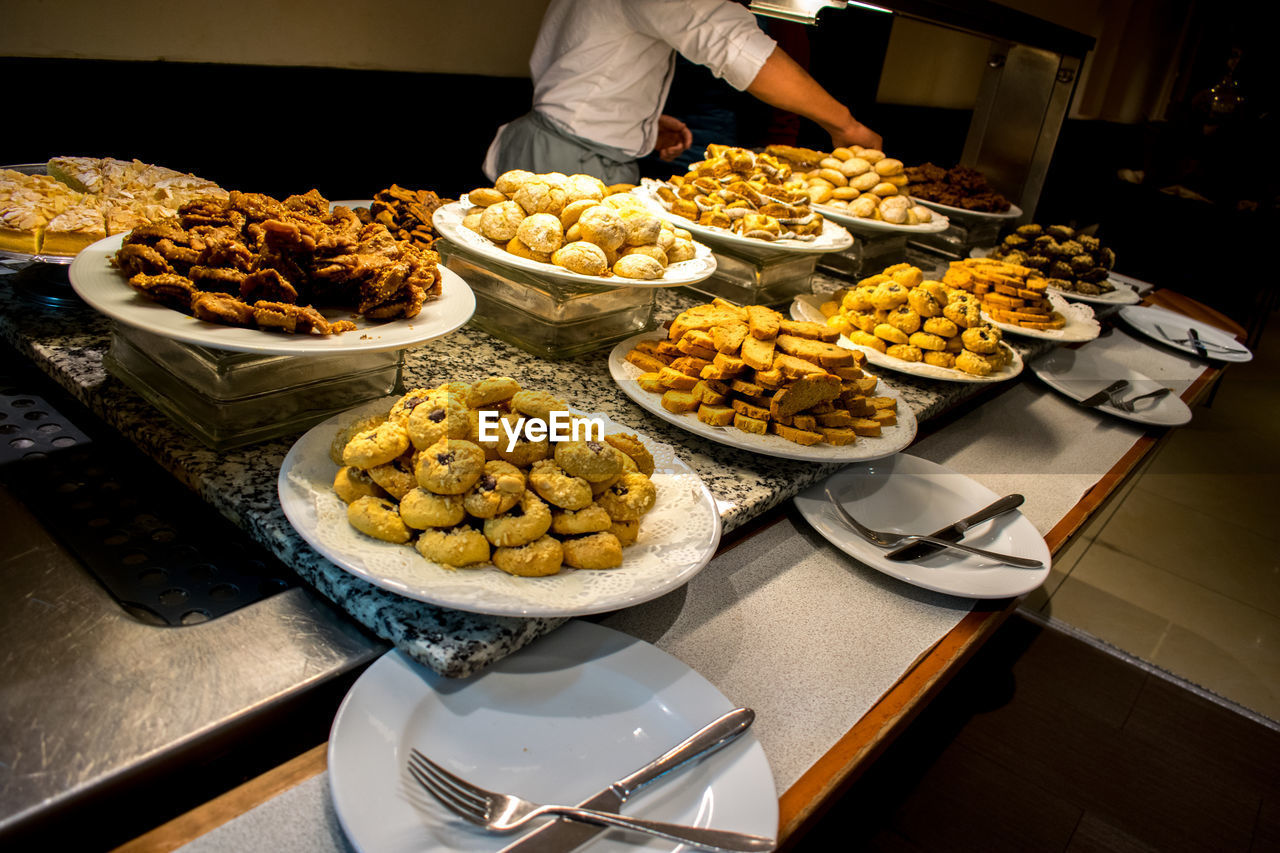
<box><xmin>770</xmin><ymin>422</ymin><xmax>823</xmax><ymax>445</ymax></box>
<box><xmin>697</xmin><ymin>404</ymin><xmax>735</xmax><ymax>426</ymax></box>
<box><xmin>740</xmin><ymin>335</ymin><xmax>775</xmax><ymax>371</ymax></box>
<box><xmin>626</xmin><ymin>348</ymin><xmax>668</xmax><ymax>374</ymax></box>
<box><xmin>769</xmin><ymin>373</ymin><xmax>842</xmax><ymax>419</ymax></box>
<box><xmin>819</xmin><ymin>427</ymin><xmax>858</xmax><ymax>446</ymax></box>
<box><xmin>661</xmin><ymin>390</ymin><xmax>700</xmax><ymax>414</ymax></box>
<box><xmin>779</xmin><ymin>319</ymin><xmax>840</xmax><ymax>342</ymax></box>
<box><xmin>658</xmin><ymin>367</ymin><xmax>698</xmax><ymax>391</ymax></box>
<box><xmin>636</xmin><ymin>372</ymin><xmax>665</xmax><ymax>393</ymax></box>
<box><xmin>746</xmin><ymin>305</ymin><xmax>781</xmax><ymax>340</ymax></box>
<box><xmin>733</xmin><ymin>413</ymin><xmax>768</xmax><ymax>435</ymax></box>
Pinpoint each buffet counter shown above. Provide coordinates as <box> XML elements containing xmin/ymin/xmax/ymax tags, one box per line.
<box><xmin>0</xmin><ymin>241</ymin><xmax>1244</xmax><ymax>850</ymax></box>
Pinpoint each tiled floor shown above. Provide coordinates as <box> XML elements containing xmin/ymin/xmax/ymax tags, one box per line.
<box><xmin>1024</xmin><ymin>304</ymin><xmax>1280</xmax><ymax>722</ymax></box>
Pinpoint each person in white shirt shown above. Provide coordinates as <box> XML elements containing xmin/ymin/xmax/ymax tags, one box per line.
<box><xmin>483</xmin><ymin>0</ymin><xmax>882</xmax><ymax>184</ymax></box>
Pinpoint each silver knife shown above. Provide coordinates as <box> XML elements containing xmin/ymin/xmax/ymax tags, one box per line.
<box><xmin>1080</xmin><ymin>379</ymin><xmax>1127</xmax><ymax>407</ymax></box>
<box><xmin>498</xmin><ymin>707</ymin><xmax>758</xmax><ymax>853</ymax></box>
<box><xmin>885</xmin><ymin>493</ymin><xmax>1025</xmax><ymax>562</ymax></box>
<box><xmin>1187</xmin><ymin>327</ymin><xmax>1209</xmax><ymax>359</ymax></box>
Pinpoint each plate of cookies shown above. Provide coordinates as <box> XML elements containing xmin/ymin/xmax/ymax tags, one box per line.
<box><xmin>942</xmin><ymin>258</ymin><xmax>1100</xmax><ymax>342</ymax></box>
<box><xmin>811</xmin><ymin>200</ymin><xmax>951</xmax><ymax>234</ymax></box>
<box><xmin>431</xmin><ymin>171</ymin><xmax>717</xmax><ymax>287</ymax></box>
<box><xmin>278</xmin><ymin>380</ymin><xmax>722</xmax><ymax>618</ymax></box>
<box><xmin>609</xmin><ymin>302</ymin><xmax>917</xmax><ymax>462</ymax></box>
<box><xmin>791</xmin><ymin>264</ymin><xmax>1024</xmax><ymax>383</ymax></box>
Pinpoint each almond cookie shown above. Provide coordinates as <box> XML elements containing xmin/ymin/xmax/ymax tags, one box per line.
<box><xmin>603</xmin><ymin>433</ymin><xmax>655</xmax><ymax>477</ymax></box>
<box><xmin>406</xmin><ymin>390</ymin><xmax>471</xmax><ymax>450</ymax></box>
<box><xmin>869</xmin><ymin>283</ymin><xmax>909</xmax><ymax>310</ymax></box>
<box><xmin>885</xmin><ymin>343</ymin><xmax>923</xmax><ymax>362</ymax></box>
<box><xmin>561</xmin><ymin>532</ymin><xmax>624</xmax><ymax>570</ymax></box>
<box><xmin>467</xmin><ymin>377</ymin><xmax>521</xmax><ymax>408</ymax></box>
<box><xmin>886</xmin><ymin>305</ymin><xmax>921</xmax><ymax>335</ymax></box>
<box><xmin>550</xmin><ymin>503</ymin><xmax>613</xmax><ymax>536</ymax></box>
<box><xmin>367</xmin><ymin>454</ymin><xmax>418</xmax><ymax>501</ymax></box>
<box><xmin>516</xmin><ymin>212</ymin><xmax>565</xmax><ymax>254</ymax></box>
<box><xmin>528</xmin><ymin>459</ymin><xmax>593</xmax><ymax>510</ymax></box>
<box><xmin>399</xmin><ymin>489</ymin><xmax>467</xmax><ymax>529</ymax></box>
<box><xmin>415</xmin><ymin>436</ymin><xmax>486</xmax><ymax>495</ymax></box>
<box><xmin>343</xmin><ymin>421</ymin><xmax>410</xmax><ymax>469</ymax></box>
<box><xmin>555</xmin><ymin>439</ymin><xmax>623</xmax><ymax>483</ymax></box>
<box><xmin>510</xmin><ymin>389</ymin><xmax>569</xmax><ymax>422</ymax></box>
<box><xmin>415</xmin><ymin>524</ymin><xmax>490</xmax><ymax>568</ymax></box>
<box><xmin>922</xmin><ymin>316</ymin><xmax>958</xmax><ymax>337</ymax></box>
<box><xmin>956</xmin><ymin>349</ymin><xmax>996</xmax><ymax>376</ymax></box>
<box><xmin>576</xmin><ymin>205</ymin><xmax>627</xmax><ymax>251</ymax></box>
<box><xmin>333</xmin><ymin>466</ymin><xmax>387</xmax><ymax>504</ymax></box>
<box><xmin>923</xmin><ymin>351</ymin><xmax>957</xmax><ymax>369</ymax></box>
<box><xmin>462</xmin><ymin>460</ymin><xmax>526</xmax><ymax>518</ymax></box>
<box><xmin>483</xmin><ymin>489</ymin><xmax>553</xmax><ymax>547</ymax></box>
<box><xmin>346</xmin><ymin>496</ymin><xmax>411</xmax><ymax>544</ymax></box>
<box><xmin>596</xmin><ymin>473</ymin><xmax>657</xmax><ymax>521</ymax></box>
<box><xmin>609</xmin><ymin>518</ymin><xmax>640</xmax><ymax>546</ymax></box>
<box><xmin>961</xmin><ymin>326</ymin><xmax>1001</xmax><ymax>354</ymax></box>
<box><xmin>330</xmin><ymin>414</ymin><xmax>387</xmax><ymax>464</ymax></box>
<box><xmin>552</xmin><ymin>241</ymin><xmax>609</xmax><ymax>276</ymax></box>
<box><xmin>494</xmin><ymin>412</ymin><xmax>552</xmax><ymax>468</ymax></box>
<box><xmin>478</xmin><ymin>200</ymin><xmax>526</xmax><ymax>243</ymax></box>
<box><xmin>873</xmin><ymin>323</ymin><xmax>909</xmax><ymax>346</ymax></box>
<box><xmin>494</xmin><ymin>169</ymin><xmax>536</xmax><ymax>196</ymax></box>
<box><xmin>387</xmin><ymin>388</ymin><xmax>433</xmax><ymax>429</ymax></box>
<box><xmin>908</xmin><ymin>331</ymin><xmax>947</xmax><ymax>352</ymax></box>
<box><xmin>492</xmin><ymin>534</ymin><xmax>563</xmax><ymax>577</ymax></box>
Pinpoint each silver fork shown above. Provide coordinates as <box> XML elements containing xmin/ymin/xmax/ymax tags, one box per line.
<box><xmin>406</xmin><ymin>749</ymin><xmax>776</xmax><ymax>852</ymax></box>
<box><xmin>1112</xmin><ymin>387</ymin><xmax>1171</xmax><ymax>412</ymax></box>
<box><xmin>824</xmin><ymin>487</ymin><xmax>1042</xmax><ymax>568</ymax></box>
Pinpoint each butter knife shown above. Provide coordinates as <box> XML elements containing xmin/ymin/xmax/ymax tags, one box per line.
<box><xmin>1080</xmin><ymin>379</ymin><xmax>1128</xmax><ymax>407</ymax></box>
<box><xmin>498</xmin><ymin>707</ymin><xmax>759</xmax><ymax>853</ymax></box>
<box><xmin>1187</xmin><ymin>327</ymin><xmax>1209</xmax><ymax>359</ymax></box>
<box><xmin>885</xmin><ymin>493</ymin><xmax>1025</xmax><ymax>562</ymax></box>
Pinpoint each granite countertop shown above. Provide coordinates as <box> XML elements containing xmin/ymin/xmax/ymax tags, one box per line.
<box><xmin>0</xmin><ymin>260</ymin><xmax>1068</xmax><ymax>677</ymax></box>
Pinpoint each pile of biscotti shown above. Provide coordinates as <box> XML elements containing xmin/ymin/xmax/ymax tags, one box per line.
<box><xmin>625</xmin><ymin>300</ymin><xmax>898</xmax><ymax>447</ymax></box>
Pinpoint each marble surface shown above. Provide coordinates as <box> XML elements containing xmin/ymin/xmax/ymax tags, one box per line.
<box><xmin>0</xmin><ymin>260</ymin><xmax>1066</xmax><ymax>678</ymax></box>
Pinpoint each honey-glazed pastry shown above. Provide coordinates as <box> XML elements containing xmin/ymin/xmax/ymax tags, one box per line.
<box><xmin>554</xmin><ymin>439</ymin><xmax>623</xmax><ymax>483</ymax></box>
<box><xmin>416</xmin><ymin>524</ymin><xmax>491</xmax><ymax>568</ymax></box>
<box><xmin>399</xmin><ymin>489</ymin><xmax>467</xmax><ymax>529</ymax></box>
<box><xmin>483</xmin><ymin>489</ymin><xmax>553</xmax><ymax>547</ymax></box>
<box><xmin>527</xmin><ymin>458</ymin><xmax>593</xmax><ymax>510</ymax></box>
<box><xmin>343</xmin><ymin>421</ymin><xmax>410</xmax><ymax>469</ymax></box>
<box><xmin>561</xmin><ymin>532</ymin><xmax>624</xmax><ymax>570</ymax></box>
<box><xmin>576</xmin><ymin>205</ymin><xmax>626</xmax><ymax>251</ymax></box>
<box><xmin>367</xmin><ymin>454</ymin><xmax>418</xmax><ymax>501</ymax></box>
<box><xmin>596</xmin><ymin>472</ymin><xmax>657</xmax><ymax>521</ymax></box>
<box><xmin>477</xmin><ymin>200</ymin><xmax>525</xmax><ymax>243</ymax></box>
<box><xmin>513</xmin><ymin>180</ymin><xmax>568</xmax><ymax>216</ymax></box>
<box><xmin>462</xmin><ymin>460</ymin><xmax>526</xmax><ymax>518</ymax></box>
<box><xmin>466</xmin><ymin>187</ymin><xmax>507</xmax><ymax>207</ymax></box>
<box><xmin>516</xmin><ymin>212</ymin><xmax>565</xmax><ymax>254</ymax></box>
<box><xmin>603</xmin><ymin>433</ymin><xmax>655</xmax><ymax>477</ymax></box>
<box><xmin>492</xmin><ymin>534</ymin><xmax>563</xmax><ymax>577</ymax></box>
<box><xmin>346</xmin><ymin>496</ymin><xmax>412</xmax><ymax>544</ymax></box>
<box><xmin>505</xmin><ymin>236</ymin><xmax>551</xmax><ymax>263</ymax></box>
<box><xmin>613</xmin><ymin>254</ymin><xmax>663</xmax><ymax>280</ymax></box>
<box><xmin>551</xmin><ymin>240</ymin><xmax>609</xmax><ymax>276</ymax></box>
<box><xmin>414</xmin><ymin>436</ymin><xmax>487</xmax><ymax>495</ymax></box>
<box><xmin>333</xmin><ymin>466</ymin><xmax>388</xmax><ymax>504</ymax></box>
<box><xmin>494</xmin><ymin>169</ymin><xmax>536</xmax><ymax>196</ymax></box>
<box><xmin>406</xmin><ymin>389</ymin><xmax>470</xmax><ymax>450</ymax></box>
<box><xmin>550</xmin><ymin>503</ymin><xmax>613</xmax><ymax>536</ymax></box>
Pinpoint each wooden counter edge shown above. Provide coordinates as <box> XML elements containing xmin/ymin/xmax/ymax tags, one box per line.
<box><xmin>110</xmin><ymin>743</ymin><xmax>328</xmax><ymax>853</ymax></box>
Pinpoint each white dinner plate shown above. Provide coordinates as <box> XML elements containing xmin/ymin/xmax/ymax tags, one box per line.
<box><xmin>432</xmin><ymin>198</ymin><xmax>717</xmax><ymax>288</ymax></box>
<box><xmin>812</xmin><ymin>200</ymin><xmax>951</xmax><ymax>234</ymax></box>
<box><xmin>278</xmin><ymin>398</ymin><xmax>722</xmax><ymax>618</ymax></box>
<box><xmin>1030</xmin><ymin>345</ymin><xmax>1193</xmax><ymax>427</ymax></box>
<box><xmin>791</xmin><ymin>294</ymin><xmax>1024</xmax><ymax>384</ymax></box>
<box><xmin>634</xmin><ymin>180</ymin><xmax>854</xmax><ymax>256</ymax></box>
<box><xmin>608</xmin><ymin>331</ymin><xmax>917</xmax><ymax>462</ymax></box>
<box><xmin>68</xmin><ymin>234</ymin><xmax>475</xmax><ymax>355</ymax></box>
<box><xmin>329</xmin><ymin>621</ymin><xmax>777</xmax><ymax>853</ymax></box>
<box><xmin>912</xmin><ymin>197</ymin><xmax>1023</xmax><ymax>221</ymax></box>
<box><xmin>967</xmin><ymin>247</ymin><xmax>1140</xmax><ymax>306</ymax></box>
<box><xmin>981</xmin><ymin>290</ymin><xmax>1101</xmax><ymax>343</ymax></box>
<box><xmin>1118</xmin><ymin>304</ymin><xmax>1253</xmax><ymax>363</ymax></box>
<box><xmin>793</xmin><ymin>454</ymin><xmax>1051</xmax><ymax>599</ymax></box>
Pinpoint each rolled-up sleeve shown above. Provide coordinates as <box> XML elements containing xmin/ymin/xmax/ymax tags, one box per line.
<box><xmin>622</xmin><ymin>0</ymin><xmax>777</xmax><ymax>91</ymax></box>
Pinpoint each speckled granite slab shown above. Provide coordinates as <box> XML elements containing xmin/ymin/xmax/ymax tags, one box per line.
<box><xmin>0</xmin><ymin>265</ymin><xmax>1065</xmax><ymax>677</ymax></box>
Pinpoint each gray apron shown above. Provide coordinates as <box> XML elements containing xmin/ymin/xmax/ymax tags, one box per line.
<box><xmin>487</xmin><ymin>111</ymin><xmax>641</xmax><ymax>185</ymax></box>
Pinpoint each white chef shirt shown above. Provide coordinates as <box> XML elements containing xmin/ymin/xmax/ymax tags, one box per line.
<box><xmin>527</xmin><ymin>0</ymin><xmax>777</xmax><ymax>158</ymax></box>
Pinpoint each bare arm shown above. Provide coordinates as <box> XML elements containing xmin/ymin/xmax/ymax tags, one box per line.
<box><xmin>746</xmin><ymin>46</ymin><xmax>882</xmax><ymax>150</ymax></box>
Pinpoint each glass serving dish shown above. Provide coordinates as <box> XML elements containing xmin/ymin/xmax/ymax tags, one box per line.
<box><xmin>683</xmin><ymin>240</ymin><xmax>818</xmax><ymax>306</ymax></box>
<box><xmin>104</xmin><ymin>324</ymin><xmax>403</xmax><ymax>450</ymax></box>
<box><xmin>438</xmin><ymin>241</ymin><xmax>658</xmax><ymax>360</ymax></box>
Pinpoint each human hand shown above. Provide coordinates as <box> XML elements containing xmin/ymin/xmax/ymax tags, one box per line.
<box><xmin>831</xmin><ymin>119</ymin><xmax>882</xmax><ymax>152</ymax></box>
<box><xmin>655</xmin><ymin>114</ymin><xmax>693</xmax><ymax>161</ymax></box>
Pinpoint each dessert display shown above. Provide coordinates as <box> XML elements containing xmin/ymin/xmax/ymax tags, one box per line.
<box><xmin>988</xmin><ymin>224</ymin><xmax>1117</xmax><ymax>295</ymax></box>
<box><xmin>943</xmin><ymin>258</ymin><xmax>1066</xmax><ymax>331</ymax></box>
<box><xmin>460</xmin><ymin>170</ymin><xmax>698</xmax><ymax>280</ymax></box>
<box><xmin>822</xmin><ymin>263</ymin><xmax>1013</xmax><ymax>376</ymax></box>
<box><xmin>904</xmin><ymin>163</ymin><xmax>1012</xmax><ymax>213</ymax></box>
<box><xmin>766</xmin><ymin>145</ymin><xmax>935</xmax><ymax>226</ymax></box>
<box><xmin>111</xmin><ymin>188</ymin><xmax>441</xmax><ymax>336</ymax></box>
<box><xmin>0</xmin><ymin>157</ymin><xmax>226</xmax><ymax>256</ymax></box>
<box><xmin>330</xmin><ymin>379</ymin><xmax>658</xmax><ymax>575</ymax></box>
<box><xmin>355</xmin><ymin>185</ymin><xmax>448</xmax><ymax>251</ymax></box>
<box><xmin>624</xmin><ymin>299</ymin><xmax>898</xmax><ymax>446</ymax></box>
<box><xmin>651</xmin><ymin>144</ymin><xmax>827</xmax><ymax>241</ymax></box>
